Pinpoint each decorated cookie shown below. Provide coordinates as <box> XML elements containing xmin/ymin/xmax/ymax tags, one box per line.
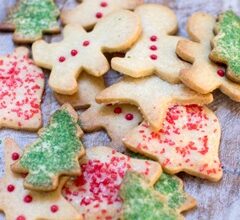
<box><xmin>0</xmin><ymin>0</ymin><xmax>60</xmax><ymax>43</ymax></box>
<box><xmin>111</xmin><ymin>4</ymin><xmax>189</xmax><ymax>83</ymax></box>
<box><xmin>11</xmin><ymin>104</ymin><xmax>85</xmax><ymax>191</ymax></box>
<box><xmin>177</xmin><ymin>12</ymin><xmax>240</xmax><ymax>102</ymax></box>
<box><xmin>120</xmin><ymin>171</ymin><xmax>183</xmax><ymax>220</ymax></box>
<box><xmin>62</xmin><ymin>146</ymin><xmax>162</xmax><ymax>219</ymax></box>
<box><xmin>0</xmin><ymin>47</ymin><xmax>44</xmax><ymax>131</ymax></box>
<box><xmin>123</xmin><ymin>104</ymin><xmax>222</xmax><ymax>181</ymax></box>
<box><xmin>96</xmin><ymin>76</ymin><xmax>213</xmax><ymax>131</ymax></box>
<box><xmin>55</xmin><ymin>73</ymin><xmax>142</xmax><ymax>151</ymax></box>
<box><xmin>0</xmin><ymin>138</ymin><xmax>82</xmax><ymax>220</ymax></box>
<box><xmin>210</xmin><ymin>11</ymin><xmax>240</xmax><ymax>83</ymax></box>
<box><xmin>61</xmin><ymin>0</ymin><xmax>143</xmax><ymax>30</ymax></box>
<box><xmin>32</xmin><ymin>10</ymin><xmax>141</xmax><ymax>95</ymax></box>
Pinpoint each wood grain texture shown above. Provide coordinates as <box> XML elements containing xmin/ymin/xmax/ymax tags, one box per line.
<box><xmin>0</xmin><ymin>0</ymin><xmax>240</xmax><ymax>219</ymax></box>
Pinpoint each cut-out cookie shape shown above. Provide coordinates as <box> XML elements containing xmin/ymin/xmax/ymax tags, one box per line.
<box><xmin>96</xmin><ymin>76</ymin><xmax>213</xmax><ymax>131</ymax></box>
<box><xmin>177</xmin><ymin>12</ymin><xmax>240</xmax><ymax>102</ymax></box>
<box><xmin>210</xmin><ymin>10</ymin><xmax>240</xmax><ymax>83</ymax></box>
<box><xmin>0</xmin><ymin>138</ymin><xmax>82</xmax><ymax>220</ymax></box>
<box><xmin>55</xmin><ymin>73</ymin><xmax>142</xmax><ymax>152</ymax></box>
<box><xmin>62</xmin><ymin>146</ymin><xmax>162</xmax><ymax>220</ymax></box>
<box><xmin>11</xmin><ymin>104</ymin><xmax>85</xmax><ymax>191</ymax></box>
<box><xmin>111</xmin><ymin>4</ymin><xmax>190</xmax><ymax>83</ymax></box>
<box><xmin>0</xmin><ymin>47</ymin><xmax>44</xmax><ymax>131</ymax></box>
<box><xmin>120</xmin><ymin>171</ymin><xmax>183</xmax><ymax>220</ymax></box>
<box><xmin>123</xmin><ymin>104</ymin><xmax>222</xmax><ymax>181</ymax></box>
<box><xmin>61</xmin><ymin>0</ymin><xmax>143</xmax><ymax>30</ymax></box>
<box><xmin>32</xmin><ymin>10</ymin><xmax>141</xmax><ymax>95</ymax></box>
<box><xmin>0</xmin><ymin>0</ymin><xmax>60</xmax><ymax>43</ymax></box>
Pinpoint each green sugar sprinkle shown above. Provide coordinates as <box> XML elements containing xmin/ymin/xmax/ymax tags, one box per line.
<box><xmin>7</xmin><ymin>0</ymin><xmax>59</xmax><ymax>38</ymax></box>
<box><xmin>20</xmin><ymin>108</ymin><xmax>83</xmax><ymax>188</ymax></box>
<box><xmin>214</xmin><ymin>10</ymin><xmax>240</xmax><ymax>76</ymax></box>
<box><xmin>120</xmin><ymin>172</ymin><xmax>181</xmax><ymax>220</ymax></box>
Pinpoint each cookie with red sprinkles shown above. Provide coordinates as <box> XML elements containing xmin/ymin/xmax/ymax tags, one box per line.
<box><xmin>0</xmin><ymin>138</ymin><xmax>82</xmax><ymax>220</ymax></box>
<box><xmin>0</xmin><ymin>47</ymin><xmax>44</xmax><ymax>131</ymax></box>
<box><xmin>55</xmin><ymin>73</ymin><xmax>142</xmax><ymax>152</ymax></box>
<box><xmin>62</xmin><ymin>146</ymin><xmax>162</xmax><ymax>219</ymax></box>
<box><xmin>61</xmin><ymin>0</ymin><xmax>143</xmax><ymax>30</ymax></box>
<box><xmin>123</xmin><ymin>104</ymin><xmax>223</xmax><ymax>182</ymax></box>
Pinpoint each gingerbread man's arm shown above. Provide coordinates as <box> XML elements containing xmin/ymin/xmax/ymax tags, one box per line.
<box><xmin>118</xmin><ymin>0</ymin><xmax>144</xmax><ymax>10</ymax></box>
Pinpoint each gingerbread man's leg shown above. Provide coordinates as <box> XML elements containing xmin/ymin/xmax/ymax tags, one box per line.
<box><xmin>220</xmin><ymin>80</ymin><xmax>240</xmax><ymax>102</ymax></box>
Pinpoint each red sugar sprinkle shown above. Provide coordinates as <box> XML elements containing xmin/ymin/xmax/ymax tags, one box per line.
<box><xmin>150</xmin><ymin>54</ymin><xmax>158</xmax><ymax>60</ymax></box>
<box><xmin>12</xmin><ymin>152</ymin><xmax>20</xmax><ymax>160</ymax></box>
<box><xmin>23</xmin><ymin>195</ymin><xmax>33</xmax><ymax>203</ymax></box>
<box><xmin>150</xmin><ymin>35</ymin><xmax>157</xmax><ymax>41</ymax></box>
<box><xmin>50</xmin><ymin>205</ymin><xmax>59</xmax><ymax>213</ymax></box>
<box><xmin>7</xmin><ymin>184</ymin><xmax>15</xmax><ymax>192</ymax></box>
<box><xmin>16</xmin><ymin>216</ymin><xmax>26</xmax><ymax>220</ymax></box>
<box><xmin>125</xmin><ymin>113</ymin><xmax>134</xmax><ymax>120</ymax></box>
<box><xmin>114</xmin><ymin>107</ymin><xmax>122</xmax><ymax>114</ymax></box>
<box><xmin>96</xmin><ymin>12</ymin><xmax>103</xmax><ymax>19</ymax></box>
<box><xmin>217</xmin><ymin>69</ymin><xmax>225</xmax><ymax>77</ymax></box>
<box><xmin>100</xmin><ymin>2</ymin><xmax>108</xmax><ymax>7</ymax></box>
<box><xmin>71</xmin><ymin>49</ymin><xmax>78</xmax><ymax>56</ymax></box>
<box><xmin>58</xmin><ymin>56</ymin><xmax>65</xmax><ymax>62</ymax></box>
<box><xmin>83</xmin><ymin>40</ymin><xmax>90</xmax><ymax>47</ymax></box>
<box><xmin>149</xmin><ymin>45</ymin><xmax>157</xmax><ymax>50</ymax></box>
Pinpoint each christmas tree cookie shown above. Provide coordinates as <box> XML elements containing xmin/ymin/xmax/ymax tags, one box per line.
<box><xmin>210</xmin><ymin>11</ymin><xmax>240</xmax><ymax>83</ymax></box>
<box><xmin>0</xmin><ymin>138</ymin><xmax>82</xmax><ymax>220</ymax></box>
<box><xmin>11</xmin><ymin>104</ymin><xmax>85</xmax><ymax>191</ymax></box>
<box><xmin>0</xmin><ymin>0</ymin><xmax>60</xmax><ymax>43</ymax></box>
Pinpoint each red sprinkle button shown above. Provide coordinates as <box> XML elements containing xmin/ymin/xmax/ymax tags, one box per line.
<box><xmin>7</xmin><ymin>184</ymin><xmax>15</xmax><ymax>192</ymax></box>
<box><xmin>71</xmin><ymin>49</ymin><xmax>78</xmax><ymax>56</ymax></box>
<box><xmin>114</xmin><ymin>107</ymin><xmax>122</xmax><ymax>114</ymax></box>
<box><xmin>217</xmin><ymin>69</ymin><xmax>225</xmax><ymax>77</ymax></box>
<box><xmin>24</xmin><ymin>195</ymin><xmax>33</xmax><ymax>203</ymax></box>
<box><xmin>150</xmin><ymin>35</ymin><xmax>157</xmax><ymax>41</ymax></box>
<box><xmin>83</xmin><ymin>40</ymin><xmax>90</xmax><ymax>47</ymax></box>
<box><xmin>16</xmin><ymin>216</ymin><xmax>26</xmax><ymax>220</ymax></box>
<box><xmin>58</xmin><ymin>56</ymin><xmax>66</xmax><ymax>62</ymax></box>
<box><xmin>51</xmin><ymin>205</ymin><xmax>59</xmax><ymax>213</ymax></box>
<box><xmin>12</xmin><ymin>152</ymin><xmax>19</xmax><ymax>160</ymax></box>
<box><xmin>150</xmin><ymin>45</ymin><xmax>157</xmax><ymax>50</ymax></box>
<box><xmin>96</xmin><ymin>12</ymin><xmax>103</xmax><ymax>19</ymax></box>
<box><xmin>125</xmin><ymin>113</ymin><xmax>134</xmax><ymax>120</ymax></box>
<box><xmin>100</xmin><ymin>2</ymin><xmax>108</xmax><ymax>7</ymax></box>
<box><xmin>150</xmin><ymin>54</ymin><xmax>158</xmax><ymax>60</ymax></box>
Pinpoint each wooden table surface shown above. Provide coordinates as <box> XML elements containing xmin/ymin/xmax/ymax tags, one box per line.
<box><xmin>0</xmin><ymin>0</ymin><xmax>240</xmax><ymax>220</ymax></box>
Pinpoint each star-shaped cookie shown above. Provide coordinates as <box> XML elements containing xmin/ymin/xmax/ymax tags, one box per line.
<box><xmin>176</xmin><ymin>12</ymin><xmax>240</xmax><ymax>102</ymax></box>
<box><xmin>55</xmin><ymin>73</ymin><xmax>142</xmax><ymax>152</ymax></box>
<box><xmin>0</xmin><ymin>138</ymin><xmax>82</xmax><ymax>220</ymax></box>
<box><xmin>32</xmin><ymin>10</ymin><xmax>141</xmax><ymax>95</ymax></box>
<box><xmin>111</xmin><ymin>4</ymin><xmax>190</xmax><ymax>83</ymax></box>
<box><xmin>123</xmin><ymin>104</ymin><xmax>222</xmax><ymax>181</ymax></box>
<box><xmin>96</xmin><ymin>76</ymin><xmax>213</xmax><ymax>130</ymax></box>
<box><xmin>62</xmin><ymin>146</ymin><xmax>162</xmax><ymax>220</ymax></box>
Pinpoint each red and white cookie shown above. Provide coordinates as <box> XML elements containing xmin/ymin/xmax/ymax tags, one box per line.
<box><xmin>0</xmin><ymin>47</ymin><xmax>44</xmax><ymax>131</ymax></box>
<box><xmin>124</xmin><ymin>105</ymin><xmax>222</xmax><ymax>182</ymax></box>
<box><xmin>62</xmin><ymin>146</ymin><xmax>162</xmax><ymax>219</ymax></box>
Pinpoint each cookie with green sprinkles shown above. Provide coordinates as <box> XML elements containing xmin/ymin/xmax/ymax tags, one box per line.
<box><xmin>0</xmin><ymin>0</ymin><xmax>60</xmax><ymax>43</ymax></box>
<box><xmin>210</xmin><ymin>10</ymin><xmax>240</xmax><ymax>83</ymax></box>
<box><xmin>11</xmin><ymin>104</ymin><xmax>85</xmax><ymax>192</ymax></box>
<box><xmin>120</xmin><ymin>171</ymin><xmax>184</xmax><ymax>220</ymax></box>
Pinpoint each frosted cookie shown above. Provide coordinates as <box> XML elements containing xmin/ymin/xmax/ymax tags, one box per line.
<box><xmin>177</xmin><ymin>12</ymin><xmax>240</xmax><ymax>102</ymax></box>
<box><xmin>111</xmin><ymin>4</ymin><xmax>189</xmax><ymax>83</ymax></box>
<box><xmin>0</xmin><ymin>138</ymin><xmax>82</xmax><ymax>220</ymax></box>
<box><xmin>62</xmin><ymin>146</ymin><xmax>162</xmax><ymax>219</ymax></box>
<box><xmin>32</xmin><ymin>10</ymin><xmax>141</xmax><ymax>95</ymax></box>
<box><xmin>120</xmin><ymin>171</ymin><xmax>183</xmax><ymax>220</ymax></box>
<box><xmin>0</xmin><ymin>47</ymin><xmax>44</xmax><ymax>131</ymax></box>
<box><xmin>11</xmin><ymin>104</ymin><xmax>85</xmax><ymax>191</ymax></box>
<box><xmin>0</xmin><ymin>0</ymin><xmax>60</xmax><ymax>43</ymax></box>
<box><xmin>210</xmin><ymin>11</ymin><xmax>240</xmax><ymax>83</ymax></box>
<box><xmin>96</xmin><ymin>76</ymin><xmax>213</xmax><ymax>131</ymax></box>
<box><xmin>55</xmin><ymin>73</ymin><xmax>142</xmax><ymax>152</ymax></box>
<box><xmin>123</xmin><ymin>104</ymin><xmax>222</xmax><ymax>181</ymax></box>
<box><xmin>61</xmin><ymin>0</ymin><xmax>143</xmax><ymax>30</ymax></box>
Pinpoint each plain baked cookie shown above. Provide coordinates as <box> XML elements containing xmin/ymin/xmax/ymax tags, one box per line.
<box><xmin>61</xmin><ymin>0</ymin><xmax>143</xmax><ymax>30</ymax></box>
<box><xmin>32</xmin><ymin>10</ymin><xmax>141</xmax><ymax>95</ymax></box>
<box><xmin>96</xmin><ymin>76</ymin><xmax>213</xmax><ymax>131</ymax></box>
<box><xmin>0</xmin><ymin>0</ymin><xmax>60</xmax><ymax>43</ymax></box>
<box><xmin>111</xmin><ymin>4</ymin><xmax>190</xmax><ymax>83</ymax></box>
<box><xmin>11</xmin><ymin>104</ymin><xmax>85</xmax><ymax>192</ymax></box>
<box><xmin>176</xmin><ymin>12</ymin><xmax>240</xmax><ymax>102</ymax></box>
<box><xmin>0</xmin><ymin>47</ymin><xmax>44</xmax><ymax>131</ymax></box>
<box><xmin>0</xmin><ymin>138</ymin><xmax>82</xmax><ymax>220</ymax></box>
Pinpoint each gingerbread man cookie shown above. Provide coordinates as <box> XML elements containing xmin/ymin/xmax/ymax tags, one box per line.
<box><xmin>11</xmin><ymin>104</ymin><xmax>85</xmax><ymax>191</ymax></box>
<box><xmin>0</xmin><ymin>0</ymin><xmax>60</xmax><ymax>43</ymax></box>
<box><xmin>61</xmin><ymin>0</ymin><xmax>143</xmax><ymax>30</ymax></box>
<box><xmin>176</xmin><ymin>12</ymin><xmax>240</xmax><ymax>102</ymax></box>
<box><xmin>210</xmin><ymin>11</ymin><xmax>240</xmax><ymax>83</ymax></box>
<box><xmin>0</xmin><ymin>138</ymin><xmax>82</xmax><ymax>220</ymax></box>
<box><xmin>96</xmin><ymin>76</ymin><xmax>213</xmax><ymax>131</ymax></box>
<box><xmin>32</xmin><ymin>10</ymin><xmax>141</xmax><ymax>95</ymax></box>
<box><xmin>55</xmin><ymin>73</ymin><xmax>142</xmax><ymax>152</ymax></box>
<box><xmin>62</xmin><ymin>146</ymin><xmax>162</xmax><ymax>220</ymax></box>
<box><xmin>111</xmin><ymin>4</ymin><xmax>189</xmax><ymax>83</ymax></box>
<box><xmin>123</xmin><ymin>104</ymin><xmax>222</xmax><ymax>182</ymax></box>
<box><xmin>0</xmin><ymin>47</ymin><xmax>44</xmax><ymax>131</ymax></box>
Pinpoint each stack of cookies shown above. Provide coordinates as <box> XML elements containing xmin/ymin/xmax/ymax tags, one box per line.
<box><xmin>0</xmin><ymin>0</ymin><xmax>239</xmax><ymax>219</ymax></box>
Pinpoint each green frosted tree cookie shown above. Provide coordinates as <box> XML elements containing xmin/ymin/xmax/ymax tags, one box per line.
<box><xmin>120</xmin><ymin>171</ymin><xmax>184</xmax><ymax>220</ymax></box>
<box><xmin>11</xmin><ymin>104</ymin><xmax>85</xmax><ymax>191</ymax></box>
<box><xmin>210</xmin><ymin>10</ymin><xmax>240</xmax><ymax>83</ymax></box>
<box><xmin>0</xmin><ymin>0</ymin><xmax>60</xmax><ymax>43</ymax></box>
